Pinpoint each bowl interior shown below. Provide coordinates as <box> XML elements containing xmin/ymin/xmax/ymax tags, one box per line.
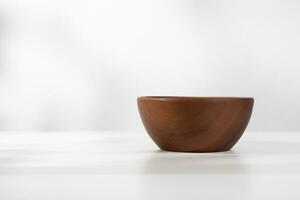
<box><xmin>138</xmin><ymin>96</ymin><xmax>253</xmax><ymax>101</ymax></box>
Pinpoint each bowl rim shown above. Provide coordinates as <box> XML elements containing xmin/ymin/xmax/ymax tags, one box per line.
<box><xmin>138</xmin><ymin>96</ymin><xmax>254</xmax><ymax>101</ymax></box>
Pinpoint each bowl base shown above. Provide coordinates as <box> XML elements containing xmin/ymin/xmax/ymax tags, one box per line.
<box><xmin>159</xmin><ymin>147</ymin><xmax>232</xmax><ymax>153</ymax></box>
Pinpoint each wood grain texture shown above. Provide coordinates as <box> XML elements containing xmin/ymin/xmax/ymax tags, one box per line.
<box><xmin>138</xmin><ymin>96</ymin><xmax>254</xmax><ymax>152</ymax></box>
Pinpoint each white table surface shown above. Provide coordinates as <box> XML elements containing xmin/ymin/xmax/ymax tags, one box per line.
<box><xmin>0</xmin><ymin>131</ymin><xmax>299</xmax><ymax>199</ymax></box>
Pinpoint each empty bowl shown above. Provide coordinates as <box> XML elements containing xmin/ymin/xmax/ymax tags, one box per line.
<box><xmin>137</xmin><ymin>96</ymin><xmax>254</xmax><ymax>152</ymax></box>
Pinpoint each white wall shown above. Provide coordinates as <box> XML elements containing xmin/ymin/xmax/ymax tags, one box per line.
<box><xmin>0</xmin><ymin>0</ymin><xmax>299</xmax><ymax>131</ymax></box>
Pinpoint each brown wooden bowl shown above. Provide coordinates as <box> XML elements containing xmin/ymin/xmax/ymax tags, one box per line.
<box><xmin>137</xmin><ymin>96</ymin><xmax>254</xmax><ymax>152</ymax></box>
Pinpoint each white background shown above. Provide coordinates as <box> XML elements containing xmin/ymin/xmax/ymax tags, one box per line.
<box><xmin>0</xmin><ymin>0</ymin><xmax>299</xmax><ymax>131</ymax></box>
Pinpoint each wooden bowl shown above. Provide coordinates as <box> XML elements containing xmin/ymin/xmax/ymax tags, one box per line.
<box><xmin>137</xmin><ymin>96</ymin><xmax>254</xmax><ymax>152</ymax></box>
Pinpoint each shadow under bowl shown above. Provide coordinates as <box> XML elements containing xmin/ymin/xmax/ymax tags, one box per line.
<box><xmin>137</xmin><ymin>96</ymin><xmax>254</xmax><ymax>152</ymax></box>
